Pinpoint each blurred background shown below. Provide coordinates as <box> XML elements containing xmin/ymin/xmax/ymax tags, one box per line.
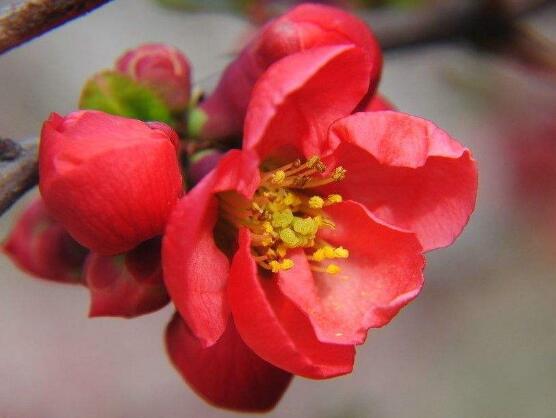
<box><xmin>1</xmin><ymin>0</ymin><xmax>555</xmax><ymax>417</ymax></box>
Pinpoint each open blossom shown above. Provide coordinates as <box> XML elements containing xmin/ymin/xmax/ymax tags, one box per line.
<box><xmin>116</xmin><ymin>43</ymin><xmax>192</xmax><ymax>111</ymax></box>
<box><xmin>163</xmin><ymin>44</ymin><xmax>477</xmax><ymax>410</ymax></box>
<box><xmin>1</xmin><ymin>3</ymin><xmax>478</xmax><ymax>412</ymax></box>
<box><xmin>195</xmin><ymin>3</ymin><xmax>382</xmax><ymax>139</ymax></box>
<box><xmin>39</xmin><ymin>110</ymin><xmax>184</xmax><ymax>255</ymax></box>
<box><xmin>3</xmin><ymin>198</ymin><xmax>87</xmax><ymax>284</ymax></box>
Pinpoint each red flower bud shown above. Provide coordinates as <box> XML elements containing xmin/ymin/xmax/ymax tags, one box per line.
<box><xmin>196</xmin><ymin>3</ymin><xmax>382</xmax><ymax>139</ymax></box>
<box><xmin>85</xmin><ymin>238</ymin><xmax>168</xmax><ymax>318</ymax></box>
<box><xmin>116</xmin><ymin>43</ymin><xmax>192</xmax><ymax>112</ymax></box>
<box><xmin>39</xmin><ymin>110</ymin><xmax>184</xmax><ymax>255</ymax></box>
<box><xmin>3</xmin><ymin>198</ymin><xmax>87</xmax><ymax>284</ymax></box>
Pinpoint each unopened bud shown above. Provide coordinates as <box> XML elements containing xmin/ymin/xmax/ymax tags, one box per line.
<box><xmin>116</xmin><ymin>43</ymin><xmax>192</xmax><ymax>112</ymax></box>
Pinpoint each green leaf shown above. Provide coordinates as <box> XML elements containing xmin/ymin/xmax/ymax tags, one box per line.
<box><xmin>79</xmin><ymin>71</ymin><xmax>173</xmax><ymax>124</ymax></box>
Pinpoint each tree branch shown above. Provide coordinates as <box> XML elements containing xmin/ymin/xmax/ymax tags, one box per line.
<box><xmin>367</xmin><ymin>0</ymin><xmax>554</xmax><ymax>51</ymax></box>
<box><xmin>0</xmin><ymin>0</ymin><xmax>114</xmax><ymax>54</ymax></box>
<box><xmin>0</xmin><ymin>137</ymin><xmax>38</xmax><ymax>215</ymax></box>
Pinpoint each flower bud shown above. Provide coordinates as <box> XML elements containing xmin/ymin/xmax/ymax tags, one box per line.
<box><xmin>3</xmin><ymin>198</ymin><xmax>87</xmax><ymax>284</ymax></box>
<box><xmin>116</xmin><ymin>43</ymin><xmax>192</xmax><ymax>112</ymax></box>
<box><xmin>39</xmin><ymin>110</ymin><xmax>184</xmax><ymax>255</ymax></box>
<box><xmin>196</xmin><ymin>3</ymin><xmax>382</xmax><ymax>140</ymax></box>
<box><xmin>85</xmin><ymin>238</ymin><xmax>168</xmax><ymax>318</ymax></box>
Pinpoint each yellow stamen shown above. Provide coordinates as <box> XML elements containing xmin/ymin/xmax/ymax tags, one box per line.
<box><xmin>332</xmin><ymin>167</ymin><xmax>347</xmax><ymax>181</ymax></box>
<box><xmin>312</xmin><ymin>248</ymin><xmax>326</xmax><ymax>262</ymax></box>
<box><xmin>218</xmin><ymin>156</ymin><xmax>350</xmax><ymax>275</ymax></box>
<box><xmin>271</xmin><ymin>170</ymin><xmax>286</xmax><ymax>184</ymax></box>
<box><xmin>283</xmin><ymin>192</ymin><xmax>302</xmax><ymax>206</ymax></box>
<box><xmin>326</xmin><ymin>264</ymin><xmax>341</xmax><ymax>275</ymax></box>
<box><xmin>272</xmin><ymin>209</ymin><xmax>293</xmax><ymax>228</ymax></box>
<box><xmin>269</xmin><ymin>260</ymin><xmax>281</xmax><ymax>273</ymax></box>
<box><xmin>262</xmin><ymin>221</ymin><xmax>274</xmax><ymax>234</ymax></box>
<box><xmin>292</xmin><ymin>217</ymin><xmax>318</xmax><ymax>236</ymax></box>
<box><xmin>281</xmin><ymin>259</ymin><xmax>294</xmax><ymax>270</ymax></box>
<box><xmin>323</xmin><ymin>245</ymin><xmax>336</xmax><ymax>259</ymax></box>
<box><xmin>306</xmin><ymin>156</ymin><xmax>320</xmax><ymax>168</ymax></box>
<box><xmin>334</xmin><ymin>246</ymin><xmax>349</xmax><ymax>258</ymax></box>
<box><xmin>327</xmin><ymin>194</ymin><xmax>343</xmax><ymax>204</ymax></box>
<box><xmin>308</xmin><ymin>196</ymin><xmax>324</xmax><ymax>208</ymax></box>
<box><xmin>269</xmin><ymin>258</ymin><xmax>295</xmax><ymax>273</ymax></box>
<box><xmin>279</xmin><ymin>228</ymin><xmax>300</xmax><ymax>248</ymax></box>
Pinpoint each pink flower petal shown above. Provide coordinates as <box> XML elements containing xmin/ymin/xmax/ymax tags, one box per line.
<box><xmin>278</xmin><ymin>200</ymin><xmax>424</xmax><ymax>345</ymax></box>
<box><xmin>229</xmin><ymin>228</ymin><xmax>355</xmax><ymax>378</ymax></box>
<box><xmin>327</xmin><ymin>111</ymin><xmax>478</xmax><ymax>251</ymax></box>
<box><xmin>244</xmin><ymin>44</ymin><xmax>372</xmax><ymax>160</ymax></box>
<box><xmin>163</xmin><ymin>150</ymin><xmax>260</xmax><ymax>347</ymax></box>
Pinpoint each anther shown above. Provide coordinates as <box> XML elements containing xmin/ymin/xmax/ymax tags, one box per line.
<box><xmin>271</xmin><ymin>170</ymin><xmax>286</xmax><ymax>184</ymax></box>
<box><xmin>292</xmin><ymin>217</ymin><xmax>318</xmax><ymax>236</ymax></box>
<box><xmin>334</xmin><ymin>247</ymin><xmax>349</xmax><ymax>258</ymax></box>
<box><xmin>279</xmin><ymin>228</ymin><xmax>300</xmax><ymax>248</ymax></box>
<box><xmin>326</xmin><ymin>264</ymin><xmax>341</xmax><ymax>275</ymax></box>
<box><xmin>332</xmin><ymin>167</ymin><xmax>347</xmax><ymax>181</ymax></box>
<box><xmin>306</xmin><ymin>156</ymin><xmax>320</xmax><ymax>168</ymax></box>
<box><xmin>326</xmin><ymin>194</ymin><xmax>343</xmax><ymax>204</ymax></box>
<box><xmin>271</xmin><ymin>209</ymin><xmax>293</xmax><ymax>228</ymax></box>
<box><xmin>308</xmin><ymin>196</ymin><xmax>324</xmax><ymax>208</ymax></box>
<box><xmin>315</xmin><ymin>161</ymin><xmax>326</xmax><ymax>173</ymax></box>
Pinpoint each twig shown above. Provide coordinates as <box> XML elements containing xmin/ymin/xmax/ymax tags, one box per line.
<box><xmin>367</xmin><ymin>0</ymin><xmax>555</xmax><ymax>51</ymax></box>
<box><xmin>0</xmin><ymin>137</ymin><xmax>38</xmax><ymax>215</ymax></box>
<box><xmin>0</xmin><ymin>0</ymin><xmax>114</xmax><ymax>54</ymax></box>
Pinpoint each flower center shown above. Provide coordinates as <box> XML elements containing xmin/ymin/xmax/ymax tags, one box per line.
<box><xmin>219</xmin><ymin>156</ymin><xmax>349</xmax><ymax>275</ymax></box>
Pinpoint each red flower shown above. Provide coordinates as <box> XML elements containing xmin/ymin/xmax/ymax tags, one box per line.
<box><xmin>195</xmin><ymin>3</ymin><xmax>382</xmax><ymax>139</ymax></box>
<box><xmin>3</xmin><ymin>198</ymin><xmax>87</xmax><ymax>284</ymax></box>
<box><xmin>39</xmin><ymin>110</ymin><xmax>184</xmax><ymax>255</ymax></box>
<box><xmin>116</xmin><ymin>43</ymin><xmax>192</xmax><ymax>111</ymax></box>
<box><xmin>163</xmin><ymin>45</ymin><xmax>477</xmax><ymax>410</ymax></box>
<box><xmin>85</xmin><ymin>238</ymin><xmax>169</xmax><ymax>318</ymax></box>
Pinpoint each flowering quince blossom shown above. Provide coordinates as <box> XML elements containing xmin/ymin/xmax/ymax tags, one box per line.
<box><xmin>1</xmin><ymin>4</ymin><xmax>478</xmax><ymax>413</ymax></box>
<box><xmin>194</xmin><ymin>3</ymin><xmax>382</xmax><ymax>139</ymax></box>
<box><xmin>39</xmin><ymin>110</ymin><xmax>183</xmax><ymax>255</ymax></box>
<box><xmin>116</xmin><ymin>43</ymin><xmax>192</xmax><ymax>112</ymax></box>
<box><xmin>4</xmin><ymin>110</ymin><xmax>183</xmax><ymax>318</ymax></box>
<box><xmin>163</xmin><ymin>41</ymin><xmax>478</xmax><ymax>410</ymax></box>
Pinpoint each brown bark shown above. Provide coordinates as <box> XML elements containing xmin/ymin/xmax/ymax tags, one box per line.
<box><xmin>0</xmin><ymin>0</ymin><xmax>114</xmax><ymax>54</ymax></box>
<box><xmin>0</xmin><ymin>137</ymin><xmax>38</xmax><ymax>214</ymax></box>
